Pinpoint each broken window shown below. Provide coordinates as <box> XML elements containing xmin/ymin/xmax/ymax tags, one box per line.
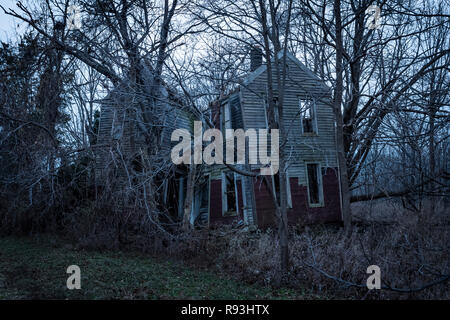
<box><xmin>306</xmin><ymin>163</ymin><xmax>323</xmax><ymax>206</ymax></box>
<box><xmin>222</xmin><ymin>171</ymin><xmax>237</xmax><ymax>216</ymax></box>
<box><xmin>299</xmin><ymin>99</ymin><xmax>317</xmax><ymax>134</ymax></box>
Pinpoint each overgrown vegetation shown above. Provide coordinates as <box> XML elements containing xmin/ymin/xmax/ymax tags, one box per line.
<box><xmin>155</xmin><ymin>201</ymin><xmax>448</xmax><ymax>300</ymax></box>
<box><xmin>1</xmin><ymin>200</ymin><xmax>447</xmax><ymax>300</ymax></box>
<box><xmin>0</xmin><ymin>236</ymin><xmax>303</xmax><ymax>300</ymax></box>
<box><xmin>0</xmin><ymin>0</ymin><xmax>448</xmax><ymax>300</ymax></box>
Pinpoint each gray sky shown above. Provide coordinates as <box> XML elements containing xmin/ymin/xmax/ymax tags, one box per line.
<box><xmin>0</xmin><ymin>0</ymin><xmax>24</xmax><ymax>42</ymax></box>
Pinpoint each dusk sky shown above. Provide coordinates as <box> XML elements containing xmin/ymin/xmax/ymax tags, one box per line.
<box><xmin>0</xmin><ymin>0</ymin><xmax>24</xmax><ymax>42</ymax></box>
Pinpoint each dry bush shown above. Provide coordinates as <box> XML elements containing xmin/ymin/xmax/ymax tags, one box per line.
<box><xmin>152</xmin><ymin>200</ymin><xmax>448</xmax><ymax>299</ymax></box>
<box><xmin>3</xmin><ymin>186</ymin><xmax>447</xmax><ymax>299</ymax></box>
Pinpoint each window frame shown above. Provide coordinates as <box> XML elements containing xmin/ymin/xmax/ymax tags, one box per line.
<box><xmin>305</xmin><ymin>162</ymin><xmax>324</xmax><ymax>207</ymax></box>
<box><xmin>222</xmin><ymin>171</ymin><xmax>239</xmax><ymax>216</ymax></box>
<box><xmin>262</xmin><ymin>93</ymin><xmax>280</xmax><ymax>127</ymax></box>
<box><xmin>299</xmin><ymin>97</ymin><xmax>318</xmax><ymax>135</ymax></box>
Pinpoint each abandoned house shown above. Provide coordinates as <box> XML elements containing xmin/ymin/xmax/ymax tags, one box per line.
<box><xmin>95</xmin><ymin>50</ymin><xmax>342</xmax><ymax>229</ymax></box>
<box><xmin>94</xmin><ymin>60</ymin><xmax>195</xmax><ymax>217</ymax></box>
<box><xmin>199</xmin><ymin>48</ymin><xmax>343</xmax><ymax>229</ymax></box>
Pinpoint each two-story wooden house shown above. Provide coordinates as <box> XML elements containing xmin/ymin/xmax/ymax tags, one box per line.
<box><xmin>94</xmin><ymin>60</ymin><xmax>195</xmax><ymax>218</ymax></box>
<box><xmin>95</xmin><ymin>52</ymin><xmax>342</xmax><ymax>229</ymax></box>
<box><xmin>192</xmin><ymin>48</ymin><xmax>342</xmax><ymax>229</ymax></box>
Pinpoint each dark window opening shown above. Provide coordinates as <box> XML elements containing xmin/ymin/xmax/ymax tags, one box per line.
<box><xmin>307</xmin><ymin>163</ymin><xmax>321</xmax><ymax>205</ymax></box>
<box><xmin>224</xmin><ymin>172</ymin><xmax>237</xmax><ymax>215</ymax></box>
<box><xmin>303</xmin><ymin>118</ymin><xmax>313</xmax><ymax>133</ymax></box>
<box><xmin>263</xmin><ymin>95</ymin><xmax>279</xmax><ymax>127</ymax></box>
<box><xmin>300</xmin><ymin>99</ymin><xmax>316</xmax><ymax>134</ymax></box>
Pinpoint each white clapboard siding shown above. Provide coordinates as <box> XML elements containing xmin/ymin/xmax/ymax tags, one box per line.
<box><xmin>240</xmin><ymin>51</ymin><xmax>338</xmax><ymax>185</ymax></box>
<box><xmin>95</xmin><ymin>81</ymin><xmax>194</xmax><ymax>184</ymax></box>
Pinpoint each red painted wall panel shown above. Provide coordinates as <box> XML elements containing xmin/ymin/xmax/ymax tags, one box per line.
<box><xmin>253</xmin><ymin>177</ymin><xmax>277</xmax><ymax>228</ymax></box>
<box><xmin>286</xmin><ymin>168</ymin><xmax>342</xmax><ymax>226</ymax></box>
<box><xmin>209</xmin><ymin>178</ymin><xmax>243</xmax><ymax>226</ymax></box>
<box><xmin>209</xmin><ymin>168</ymin><xmax>341</xmax><ymax>228</ymax></box>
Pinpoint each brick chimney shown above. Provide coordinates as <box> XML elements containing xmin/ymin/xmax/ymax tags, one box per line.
<box><xmin>250</xmin><ymin>46</ymin><xmax>263</xmax><ymax>72</ymax></box>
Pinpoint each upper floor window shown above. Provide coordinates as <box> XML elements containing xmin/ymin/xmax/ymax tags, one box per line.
<box><xmin>262</xmin><ymin>94</ymin><xmax>279</xmax><ymax>127</ymax></box>
<box><xmin>299</xmin><ymin>98</ymin><xmax>317</xmax><ymax>134</ymax></box>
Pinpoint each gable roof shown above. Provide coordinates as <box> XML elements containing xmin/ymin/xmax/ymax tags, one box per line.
<box><xmin>242</xmin><ymin>50</ymin><xmax>331</xmax><ymax>94</ymax></box>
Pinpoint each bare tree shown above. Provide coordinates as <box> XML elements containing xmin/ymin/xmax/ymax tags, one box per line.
<box><xmin>291</xmin><ymin>0</ymin><xmax>449</xmax><ymax>216</ymax></box>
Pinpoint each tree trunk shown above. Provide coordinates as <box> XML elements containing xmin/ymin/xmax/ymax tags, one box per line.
<box><xmin>333</xmin><ymin>0</ymin><xmax>352</xmax><ymax>235</ymax></box>
<box><xmin>278</xmin><ymin>168</ymin><xmax>289</xmax><ymax>276</ymax></box>
<box><xmin>428</xmin><ymin>73</ymin><xmax>437</xmax><ymax>217</ymax></box>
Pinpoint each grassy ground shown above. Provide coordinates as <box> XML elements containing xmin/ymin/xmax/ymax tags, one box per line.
<box><xmin>0</xmin><ymin>236</ymin><xmax>305</xmax><ymax>300</ymax></box>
